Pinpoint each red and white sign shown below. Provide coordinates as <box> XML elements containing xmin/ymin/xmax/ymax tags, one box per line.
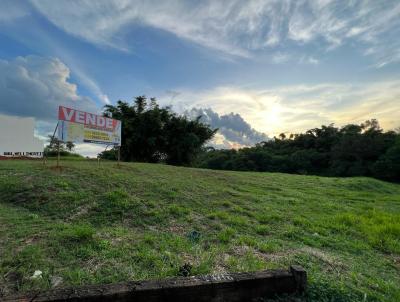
<box><xmin>58</xmin><ymin>106</ymin><xmax>122</xmax><ymax>145</ymax></box>
<box><xmin>58</xmin><ymin>106</ymin><xmax>119</xmax><ymax>131</ymax></box>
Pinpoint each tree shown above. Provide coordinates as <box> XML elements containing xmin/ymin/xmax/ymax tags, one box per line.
<box><xmin>161</xmin><ymin>116</ymin><xmax>216</xmax><ymax>165</ymax></box>
<box><xmin>102</xmin><ymin>96</ymin><xmax>216</xmax><ymax>165</ymax></box>
<box><xmin>66</xmin><ymin>141</ymin><xmax>75</xmax><ymax>152</ymax></box>
<box><xmin>98</xmin><ymin>147</ymin><xmax>118</xmax><ymax>160</ymax></box>
<box><xmin>372</xmin><ymin>137</ymin><xmax>400</xmax><ymax>181</ymax></box>
<box><xmin>44</xmin><ymin>135</ymin><xmax>79</xmax><ymax>157</ymax></box>
<box><xmin>45</xmin><ymin>135</ymin><xmax>65</xmax><ymax>153</ymax></box>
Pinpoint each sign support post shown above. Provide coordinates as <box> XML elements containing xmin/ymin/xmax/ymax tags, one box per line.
<box><xmin>57</xmin><ymin>141</ymin><xmax>60</xmax><ymax>168</ymax></box>
<box><xmin>42</xmin><ymin>147</ymin><xmax>46</xmax><ymax>166</ymax></box>
<box><xmin>117</xmin><ymin>146</ymin><xmax>121</xmax><ymax>167</ymax></box>
<box><xmin>48</xmin><ymin>121</ymin><xmax>60</xmax><ymax>167</ymax></box>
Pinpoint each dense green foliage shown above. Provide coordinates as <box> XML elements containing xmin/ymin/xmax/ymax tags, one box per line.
<box><xmin>100</xmin><ymin>96</ymin><xmax>216</xmax><ymax>165</ymax></box>
<box><xmin>195</xmin><ymin>120</ymin><xmax>400</xmax><ymax>182</ymax></box>
<box><xmin>0</xmin><ymin>160</ymin><xmax>399</xmax><ymax>301</ymax></box>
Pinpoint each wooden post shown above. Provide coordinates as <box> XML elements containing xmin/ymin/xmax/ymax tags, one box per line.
<box><xmin>3</xmin><ymin>266</ymin><xmax>307</xmax><ymax>302</ymax></box>
<box><xmin>57</xmin><ymin>141</ymin><xmax>60</xmax><ymax>168</ymax></box>
<box><xmin>50</xmin><ymin>121</ymin><xmax>60</xmax><ymax>168</ymax></box>
<box><xmin>117</xmin><ymin>146</ymin><xmax>121</xmax><ymax>167</ymax></box>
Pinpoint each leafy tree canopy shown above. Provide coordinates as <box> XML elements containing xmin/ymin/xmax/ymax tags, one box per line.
<box><xmin>100</xmin><ymin>96</ymin><xmax>216</xmax><ymax>165</ymax></box>
<box><xmin>44</xmin><ymin>135</ymin><xmax>77</xmax><ymax>157</ymax></box>
<box><xmin>195</xmin><ymin>119</ymin><xmax>400</xmax><ymax>182</ymax></box>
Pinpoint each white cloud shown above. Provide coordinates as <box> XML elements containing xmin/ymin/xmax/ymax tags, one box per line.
<box><xmin>170</xmin><ymin>80</ymin><xmax>400</xmax><ymax>137</ymax></box>
<box><xmin>167</xmin><ymin>87</ymin><xmax>286</xmax><ymax>136</ymax></box>
<box><xmin>0</xmin><ymin>55</ymin><xmax>99</xmax><ymax>121</ymax></box>
<box><xmin>0</xmin><ymin>55</ymin><xmax>107</xmax><ymax>157</ymax></box>
<box><xmin>75</xmin><ymin>143</ymin><xmax>105</xmax><ymax>158</ymax></box>
<box><xmin>0</xmin><ymin>0</ymin><xmax>29</xmax><ymax>22</ymax></box>
<box><xmin>299</xmin><ymin>55</ymin><xmax>319</xmax><ymax>65</ymax></box>
<box><xmin>271</xmin><ymin>52</ymin><xmax>290</xmax><ymax>64</ymax></box>
<box><xmin>22</xmin><ymin>25</ymin><xmax>112</xmax><ymax>105</ymax></box>
<box><xmin>29</xmin><ymin>0</ymin><xmax>400</xmax><ymax>65</ymax></box>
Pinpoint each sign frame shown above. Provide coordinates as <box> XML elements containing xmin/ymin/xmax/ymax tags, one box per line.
<box><xmin>57</xmin><ymin>106</ymin><xmax>122</xmax><ymax>146</ymax></box>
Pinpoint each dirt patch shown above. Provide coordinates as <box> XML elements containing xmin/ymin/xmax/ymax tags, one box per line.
<box><xmin>68</xmin><ymin>204</ymin><xmax>93</xmax><ymax>221</ymax></box>
<box><xmin>11</xmin><ymin>233</ymin><xmax>44</xmax><ymax>253</ymax></box>
<box><xmin>254</xmin><ymin>250</ymin><xmax>291</xmax><ymax>263</ymax></box>
<box><xmin>166</xmin><ymin>224</ymin><xmax>186</xmax><ymax>235</ymax></box>
<box><xmin>23</xmin><ymin>234</ymin><xmax>42</xmax><ymax>245</ymax></box>
<box><xmin>211</xmin><ymin>253</ymin><xmax>231</xmax><ymax>275</ymax></box>
<box><xmin>231</xmin><ymin>245</ymin><xmax>290</xmax><ymax>263</ymax></box>
<box><xmin>299</xmin><ymin>246</ymin><xmax>347</xmax><ymax>272</ymax></box>
<box><xmin>24</xmin><ymin>175</ymin><xmax>34</xmax><ymax>182</ymax></box>
<box><xmin>2</xmin><ymin>273</ymin><xmax>22</xmax><ymax>295</ymax></box>
<box><xmin>392</xmin><ymin>256</ymin><xmax>400</xmax><ymax>270</ymax></box>
<box><xmin>233</xmin><ymin>245</ymin><xmax>347</xmax><ymax>274</ymax></box>
<box><xmin>0</xmin><ymin>156</ymin><xmax>41</xmax><ymax>160</ymax></box>
<box><xmin>49</xmin><ymin>166</ymin><xmax>65</xmax><ymax>172</ymax></box>
<box><xmin>180</xmin><ymin>253</ymin><xmax>200</xmax><ymax>266</ymax></box>
<box><xmin>232</xmin><ymin>245</ymin><xmax>251</xmax><ymax>256</ymax></box>
<box><xmin>212</xmin><ymin>263</ymin><xmax>228</xmax><ymax>275</ymax></box>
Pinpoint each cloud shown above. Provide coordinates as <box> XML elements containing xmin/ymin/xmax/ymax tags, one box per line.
<box><xmin>75</xmin><ymin>143</ymin><xmax>105</xmax><ymax>158</ymax></box>
<box><xmin>23</xmin><ymin>24</ymin><xmax>112</xmax><ymax>105</ymax></box>
<box><xmin>299</xmin><ymin>55</ymin><xmax>319</xmax><ymax>65</ymax></box>
<box><xmin>0</xmin><ymin>55</ymin><xmax>106</xmax><ymax>157</ymax></box>
<box><xmin>29</xmin><ymin>0</ymin><xmax>400</xmax><ymax>65</ymax></box>
<box><xmin>0</xmin><ymin>0</ymin><xmax>29</xmax><ymax>22</ymax></box>
<box><xmin>0</xmin><ymin>55</ymin><xmax>99</xmax><ymax>121</ymax></box>
<box><xmin>172</xmin><ymin>80</ymin><xmax>400</xmax><ymax>137</ymax></box>
<box><xmin>186</xmin><ymin>107</ymin><xmax>269</xmax><ymax>148</ymax></box>
<box><xmin>271</xmin><ymin>52</ymin><xmax>290</xmax><ymax>64</ymax></box>
<box><xmin>168</xmin><ymin>87</ymin><xmax>285</xmax><ymax>136</ymax></box>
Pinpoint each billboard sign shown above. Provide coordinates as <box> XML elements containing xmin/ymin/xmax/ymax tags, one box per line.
<box><xmin>58</xmin><ymin>106</ymin><xmax>121</xmax><ymax>146</ymax></box>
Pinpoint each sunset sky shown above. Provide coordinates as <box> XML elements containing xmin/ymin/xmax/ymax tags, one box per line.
<box><xmin>1</xmin><ymin>0</ymin><xmax>399</xmax><ymax>155</ymax></box>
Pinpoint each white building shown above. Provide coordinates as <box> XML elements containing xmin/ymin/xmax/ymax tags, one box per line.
<box><xmin>0</xmin><ymin>114</ymin><xmax>44</xmax><ymax>158</ymax></box>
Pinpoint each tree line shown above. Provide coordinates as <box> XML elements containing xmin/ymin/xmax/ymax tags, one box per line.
<box><xmin>48</xmin><ymin>96</ymin><xmax>399</xmax><ymax>182</ymax></box>
<box><xmin>194</xmin><ymin>119</ymin><xmax>400</xmax><ymax>182</ymax></box>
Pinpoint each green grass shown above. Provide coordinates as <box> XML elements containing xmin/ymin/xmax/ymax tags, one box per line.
<box><xmin>0</xmin><ymin>159</ymin><xmax>399</xmax><ymax>301</ymax></box>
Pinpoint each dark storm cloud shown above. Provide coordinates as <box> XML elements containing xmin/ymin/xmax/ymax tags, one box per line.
<box><xmin>186</xmin><ymin>107</ymin><xmax>269</xmax><ymax>148</ymax></box>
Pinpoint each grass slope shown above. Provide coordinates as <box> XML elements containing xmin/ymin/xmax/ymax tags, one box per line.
<box><xmin>0</xmin><ymin>160</ymin><xmax>399</xmax><ymax>301</ymax></box>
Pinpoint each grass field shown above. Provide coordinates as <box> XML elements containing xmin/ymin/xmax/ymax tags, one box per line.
<box><xmin>0</xmin><ymin>160</ymin><xmax>399</xmax><ymax>301</ymax></box>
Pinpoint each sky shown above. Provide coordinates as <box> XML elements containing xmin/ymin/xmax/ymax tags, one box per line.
<box><xmin>0</xmin><ymin>0</ymin><xmax>399</xmax><ymax>156</ymax></box>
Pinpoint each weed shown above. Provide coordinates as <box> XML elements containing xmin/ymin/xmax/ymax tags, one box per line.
<box><xmin>218</xmin><ymin>228</ymin><xmax>235</xmax><ymax>243</ymax></box>
<box><xmin>255</xmin><ymin>225</ymin><xmax>270</xmax><ymax>235</ymax></box>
